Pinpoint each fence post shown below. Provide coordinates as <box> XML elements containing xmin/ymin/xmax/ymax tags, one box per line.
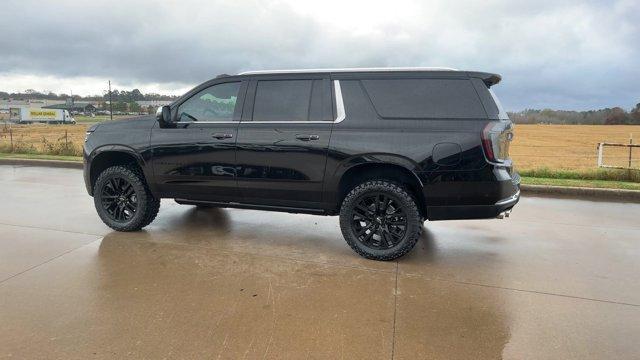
<box><xmin>65</xmin><ymin>130</ymin><xmax>68</xmax><ymax>148</ymax></box>
<box><xmin>597</xmin><ymin>143</ymin><xmax>603</xmax><ymax>168</ymax></box>
<box><xmin>629</xmin><ymin>134</ymin><xmax>633</xmax><ymax>169</ymax></box>
<box><xmin>9</xmin><ymin>125</ymin><xmax>13</xmax><ymax>152</ymax></box>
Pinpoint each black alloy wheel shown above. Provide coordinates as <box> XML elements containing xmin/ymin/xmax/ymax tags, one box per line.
<box><xmin>100</xmin><ymin>177</ymin><xmax>138</xmax><ymax>222</ymax></box>
<box><xmin>351</xmin><ymin>193</ymin><xmax>407</xmax><ymax>249</ymax></box>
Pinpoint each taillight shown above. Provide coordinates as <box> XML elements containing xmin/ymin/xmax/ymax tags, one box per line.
<box><xmin>482</xmin><ymin>121</ymin><xmax>513</xmax><ymax>163</ymax></box>
<box><xmin>481</xmin><ymin>124</ymin><xmax>496</xmax><ymax>161</ymax></box>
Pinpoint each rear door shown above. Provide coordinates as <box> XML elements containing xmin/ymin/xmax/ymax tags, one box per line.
<box><xmin>150</xmin><ymin>80</ymin><xmax>246</xmax><ymax>201</ymax></box>
<box><xmin>235</xmin><ymin>76</ymin><xmax>333</xmax><ymax>209</ymax></box>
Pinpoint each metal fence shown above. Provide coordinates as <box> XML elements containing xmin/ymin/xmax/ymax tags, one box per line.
<box><xmin>597</xmin><ymin>136</ymin><xmax>639</xmax><ymax>169</ymax></box>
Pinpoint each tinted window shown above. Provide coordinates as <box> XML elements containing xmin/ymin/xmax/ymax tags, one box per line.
<box><xmin>361</xmin><ymin>79</ymin><xmax>485</xmax><ymax>119</ymax></box>
<box><xmin>178</xmin><ymin>82</ymin><xmax>240</xmax><ymax>122</ymax></box>
<box><xmin>308</xmin><ymin>80</ymin><xmax>324</xmax><ymax>121</ymax></box>
<box><xmin>253</xmin><ymin>80</ymin><xmax>313</xmax><ymax>121</ymax></box>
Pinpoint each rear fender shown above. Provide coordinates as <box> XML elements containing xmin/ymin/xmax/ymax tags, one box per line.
<box><xmin>324</xmin><ymin>153</ymin><xmax>426</xmax><ymax>207</ymax></box>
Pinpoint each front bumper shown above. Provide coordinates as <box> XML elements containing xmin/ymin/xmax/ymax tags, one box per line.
<box><xmin>82</xmin><ymin>147</ymin><xmax>92</xmax><ymax>196</ymax></box>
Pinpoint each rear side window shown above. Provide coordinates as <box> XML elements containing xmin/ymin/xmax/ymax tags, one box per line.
<box><xmin>253</xmin><ymin>80</ymin><xmax>313</xmax><ymax>121</ymax></box>
<box><xmin>361</xmin><ymin>79</ymin><xmax>486</xmax><ymax>119</ymax></box>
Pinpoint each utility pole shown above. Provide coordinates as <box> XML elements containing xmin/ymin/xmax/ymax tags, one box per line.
<box><xmin>108</xmin><ymin>80</ymin><xmax>113</xmax><ymax>121</ymax></box>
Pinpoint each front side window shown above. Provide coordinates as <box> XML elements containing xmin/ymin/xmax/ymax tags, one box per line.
<box><xmin>252</xmin><ymin>80</ymin><xmax>313</xmax><ymax>121</ymax></box>
<box><xmin>178</xmin><ymin>82</ymin><xmax>240</xmax><ymax>122</ymax></box>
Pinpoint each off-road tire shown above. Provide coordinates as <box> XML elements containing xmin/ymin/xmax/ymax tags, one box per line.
<box><xmin>339</xmin><ymin>180</ymin><xmax>423</xmax><ymax>260</ymax></box>
<box><xmin>93</xmin><ymin>165</ymin><xmax>160</xmax><ymax>231</ymax></box>
<box><xmin>140</xmin><ymin>194</ymin><xmax>161</xmax><ymax>227</ymax></box>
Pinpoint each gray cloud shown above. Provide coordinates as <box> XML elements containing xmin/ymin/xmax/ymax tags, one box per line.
<box><xmin>1</xmin><ymin>0</ymin><xmax>638</xmax><ymax>110</ymax></box>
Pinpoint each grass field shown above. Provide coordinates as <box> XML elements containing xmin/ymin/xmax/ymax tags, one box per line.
<box><xmin>521</xmin><ymin>176</ymin><xmax>640</xmax><ymax>190</ymax></box>
<box><xmin>1</xmin><ymin>121</ymin><xmax>639</xmax><ymax>175</ymax></box>
<box><xmin>1</xmin><ymin>123</ymin><xmax>86</xmax><ymax>156</ymax></box>
<box><xmin>511</xmin><ymin>124</ymin><xmax>639</xmax><ymax>170</ymax></box>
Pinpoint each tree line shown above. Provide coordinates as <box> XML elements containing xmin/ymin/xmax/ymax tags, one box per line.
<box><xmin>4</xmin><ymin>89</ymin><xmax>640</xmax><ymax>124</ymax></box>
<box><xmin>0</xmin><ymin>89</ymin><xmax>178</xmax><ymax>102</ymax></box>
<box><xmin>509</xmin><ymin>103</ymin><xmax>640</xmax><ymax>125</ymax></box>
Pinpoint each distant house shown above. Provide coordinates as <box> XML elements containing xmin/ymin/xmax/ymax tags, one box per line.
<box><xmin>43</xmin><ymin>101</ymin><xmax>97</xmax><ymax>113</ymax></box>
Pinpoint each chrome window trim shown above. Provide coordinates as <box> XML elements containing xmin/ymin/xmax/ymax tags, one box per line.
<box><xmin>333</xmin><ymin>80</ymin><xmax>346</xmax><ymax>123</ymax></box>
<box><xmin>242</xmin><ymin>121</ymin><xmax>333</xmax><ymax>124</ymax></box>
<box><xmin>175</xmin><ymin>121</ymin><xmax>239</xmax><ymax>124</ymax></box>
<box><xmin>174</xmin><ymin>120</ymin><xmax>334</xmax><ymax>125</ymax></box>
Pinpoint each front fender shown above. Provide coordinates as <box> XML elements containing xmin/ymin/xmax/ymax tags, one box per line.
<box><xmin>86</xmin><ymin>144</ymin><xmax>156</xmax><ymax>196</ymax></box>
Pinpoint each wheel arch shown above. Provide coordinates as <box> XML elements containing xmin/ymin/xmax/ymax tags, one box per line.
<box><xmin>88</xmin><ymin>146</ymin><xmax>150</xmax><ymax>196</ymax></box>
<box><xmin>332</xmin><ymin>158</ymin><xmax>428</xmax><ymax>218</ymax></box>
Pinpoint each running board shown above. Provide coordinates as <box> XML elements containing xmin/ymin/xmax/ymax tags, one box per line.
<box><xmin>174</xmin><ymin>198</ymin><xmax>327</xmax><ymax>215</ymax></box>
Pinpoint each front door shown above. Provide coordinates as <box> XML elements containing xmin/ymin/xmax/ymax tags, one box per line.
<box><xmin>236</xmin><ymin>77</ymin><xmax>333</xmax><ymax>209</ymax></box>
<box><xmin>150</xmin><ymin>81</ymin><xmax>246</xmax><ymax>202</ymax></box>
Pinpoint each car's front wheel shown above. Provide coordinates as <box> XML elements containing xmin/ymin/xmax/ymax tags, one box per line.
<box><xmin>93</xmin><ymin>165</ymin><xmax>160</xmax><ymax>231</ymax></box>
<box><xmin>339</xmin><ymin>180</ymin><xmax>423</xmax><ymax>260</ymax></box>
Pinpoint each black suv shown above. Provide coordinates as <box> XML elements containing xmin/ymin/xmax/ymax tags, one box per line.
<box><xmin>83</xmin><ymin>67</ymin><xmax>519</xmax><ymax>260</ymax></box>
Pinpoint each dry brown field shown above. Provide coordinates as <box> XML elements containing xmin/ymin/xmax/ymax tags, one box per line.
<box><xmin>1</xmin><ymin>123</ymin><xmax>639</xmax><ymax>170</ymax></box>
<box><xmin>511</xmin><ymin>124</ymin><xmax>639</xmax><ymax>170</ymax></box>
<box><xmin>0</xmin><ymin>123</ymin><xmax>87</xmax><ymax>156</ymax></box>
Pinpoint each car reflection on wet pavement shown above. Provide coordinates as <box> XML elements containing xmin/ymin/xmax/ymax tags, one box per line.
<box><xmin>1</xmin><ymin>165</ymin><xmax>639</xmax><ymax>359</ymax></box>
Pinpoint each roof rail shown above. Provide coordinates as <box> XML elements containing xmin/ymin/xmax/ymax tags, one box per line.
<box><xmin>238</xmin><ymin>67</ymin><xmax>458</xmax><ymax>75</ymax></box>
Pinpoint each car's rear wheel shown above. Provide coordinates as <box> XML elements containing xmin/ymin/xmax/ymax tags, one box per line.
<box><xmin>339</xmin><ymin>180</ymin><xmax>422</xmax><ymax>260</ymax></box>
<box><xmin>93</xmin><ymin>165</ymin><xmax>160</xmax><ymax>231</ymax></box>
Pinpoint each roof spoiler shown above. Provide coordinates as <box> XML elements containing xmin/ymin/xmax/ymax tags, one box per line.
<box><xmin>467</xmin><ymin>72</ymin><xmax>502</xmax><ymax>87</ymax></box>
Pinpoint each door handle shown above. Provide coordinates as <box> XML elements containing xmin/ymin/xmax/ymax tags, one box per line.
<box><xmin>295</xmin><ymin>134</ymin><xmax>320</xmax><ymax>141</ymax></box>
<box><xmin>212</xmin><ymin>133</ymin><xmax>233</xmax><ymax>139</ymax></box>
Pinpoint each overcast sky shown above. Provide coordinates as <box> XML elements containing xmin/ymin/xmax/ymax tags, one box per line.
<box><xmin>1</xmin><ymin>0</ymin><xmax>638</xmax><ymax>111</ymax></box>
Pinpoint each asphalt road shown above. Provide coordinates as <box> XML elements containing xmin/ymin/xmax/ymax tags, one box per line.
<box><xmin>1</xmin><ymin>165</ymin><xmax>639</xmax><ymax>359</ymax></box>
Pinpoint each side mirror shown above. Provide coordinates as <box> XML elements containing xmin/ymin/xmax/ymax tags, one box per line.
<box><xmin>156</xmin><ymin>105</ymin><xmax>173</xmax><ymax>126</ymax></box>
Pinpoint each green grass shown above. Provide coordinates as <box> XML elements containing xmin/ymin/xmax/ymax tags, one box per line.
<box><xmin>521</xmin><ymin>176</ymin><xmax>640</xmax><ymax>190</ymax></box>
<box><xmin>519</xmin><ymin>167</ymin><xmax>640</xmax><ymax>182</ymax></box>
<box><xmin>0</xmin><ymin>152</ymin><xmax>82</xmax><ymax>162</ymax></box>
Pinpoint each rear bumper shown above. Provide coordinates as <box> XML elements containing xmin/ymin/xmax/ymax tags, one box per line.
<box><xmin>426</xmin><ymin>169</ymin><xmax>520</xmax><ymax>221</ymax></box>
<box><xmin>427</xmin><ymin>189</ymin><xmax>519</xmax><ymax>220</ymax></box>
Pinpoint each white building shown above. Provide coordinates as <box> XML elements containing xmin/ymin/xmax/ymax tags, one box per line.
<box><xmin>0</xmin><ymin>99</ymin><xmax>66</xmax><ymax>109</ymax></box>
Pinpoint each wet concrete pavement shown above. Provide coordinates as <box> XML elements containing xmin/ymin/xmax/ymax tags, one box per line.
<box><xmin>1</xmin><ymin>165</ymin><xmax>639</xmax><ymax>359</ymax></box>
